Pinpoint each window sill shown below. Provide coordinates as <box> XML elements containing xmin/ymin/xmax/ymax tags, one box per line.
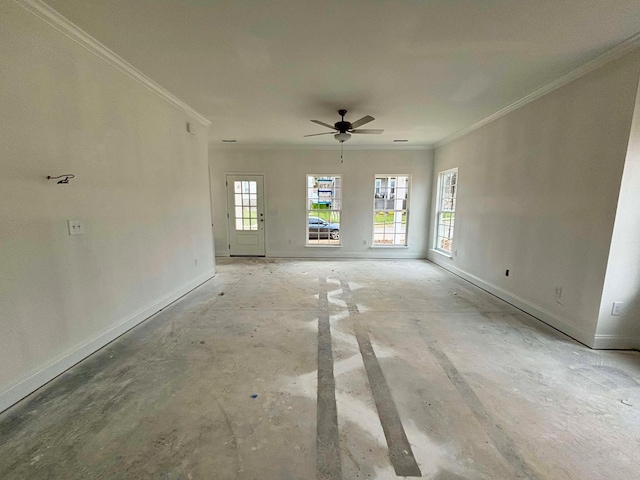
<box><xmin>305</xmin><ymin>244</ymin><xmax>342</xmax><ymax>248</ymax></box>
<box><xmin>430</xmin><ymin>248</ymin><xmax>453</xmax><ymax>258</ymax></box>
<box><xmin>370</xmin><ymin>245</ymin><xmax>409</xmax><ymax>249</ymax></box>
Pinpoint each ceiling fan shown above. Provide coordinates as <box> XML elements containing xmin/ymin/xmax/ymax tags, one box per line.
<box><xmin>304</xmin><ymin>109</ymin><xmax>383</xmax><ymax>143</ymax></box>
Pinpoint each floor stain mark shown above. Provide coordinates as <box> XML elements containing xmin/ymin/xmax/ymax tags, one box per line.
<box><xmin>415</xmin><ymin>323</ymin><xmax>539</xmax><ymax>480</ymax></box>
<box><xmin>316</xmin><ymin>276</ymin><xmax>342</xmax><ymax>480</ymax></box>
<box><xmin>215</xmin><ymin>397</ymin><xmax>241</xmax><ymax>478</ymax></box>
<box><xmin>341</xmin><ymin>280</ymin><xmax>422</xmax><ymax>477</ymax></box>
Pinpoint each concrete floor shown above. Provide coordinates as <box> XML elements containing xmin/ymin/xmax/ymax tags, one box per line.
<box><xmin>1</xmin><ymin>258</ymin><xmax>639</xmax><ymax>480</ymax></box>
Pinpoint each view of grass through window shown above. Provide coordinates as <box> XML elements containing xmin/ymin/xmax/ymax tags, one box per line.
<box><xmin>373</xmin><ymin>175</ymin><xmax>409</xmax><ymax>246</ymax></box>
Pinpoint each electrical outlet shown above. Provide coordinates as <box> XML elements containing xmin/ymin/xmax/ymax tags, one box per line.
<box><xmin>194</xmin><ymin>258</ymin><xmax>198</xmax><ymax>267</ymax></box>
<box><xmin>612</xmin><ymin>302</ymin><xmax>625</xmax><ymax>316</ymax></box>
<box><xmin>67</xmin><ymin>220</ymin><xmax>85</xmax><ymax>235</ymax></box>
<box><xmin>363</xmin><ymin>239</ymin><xmax>367</xmax><ymax>246</ymax></box>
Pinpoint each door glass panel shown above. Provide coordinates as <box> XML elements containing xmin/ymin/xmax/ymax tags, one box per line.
<box><xmin>233</xmin><ymin>181</ymin><xmax>258</xmax><ymax>231</ymax></box>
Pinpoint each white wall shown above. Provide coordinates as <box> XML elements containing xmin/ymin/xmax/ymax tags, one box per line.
<box><xmin>210</xmin><ymin>148</ymin><xmax>433</xmax><ymax>258</ymax></box>
<box><xmin>0</xmin><ymin>1</ymin><xmax>214</xmax><ymax>411</ymax></box>
<box><xmin>429</xmin><ymin>51</ymin><xmax>640</xmax><ymax>348</ymax></box>
<box><xmin>596</xmin><ymin>74</ymin><xmax>640</xmax><ymax>349</ymax></box>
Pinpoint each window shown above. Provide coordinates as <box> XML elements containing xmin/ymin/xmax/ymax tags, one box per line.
<box><xmin>373</xmin><ymin>175</ymin><xmax>409</xmax><ymax>246</ymax></box>
<box><xmin>233</xmin><ymin>180</ymin><xmax>258</xmax><ymax>231</ymax></box>
<box><xmin>435</xmin><ymin>168</ymin><xmax>458</xmax><ymax>254</ymax></box>
<box><xmin>307</xmin><ymin>175</ymin><xmax>341</xmax><ymax>245</ymax></box>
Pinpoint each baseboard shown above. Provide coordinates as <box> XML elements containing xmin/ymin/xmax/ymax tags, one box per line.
<box><xmin>0</xmin><ymin>269</ymin><xmax>215</xmax><ymax>414</ymax></box>
<box><xmin>217</xmin><ymin>250</ymin><xmax>427</xmax><ymax>259</ymax></box>
<box><xmin>426</xmin><ymin>252</ymin><xmax>596</xmax><ymax>348</ymax></box>
<box><xmin>592</xmin><ymin>335</ymin><xmax>640</xmax><ymax>350</ymax></box>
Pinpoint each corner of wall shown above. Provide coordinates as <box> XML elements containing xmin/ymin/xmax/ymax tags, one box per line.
<box><xmin>595</xmin><ymin>63</ymin><xmax>640</xmax><ymax>350</ymax></box>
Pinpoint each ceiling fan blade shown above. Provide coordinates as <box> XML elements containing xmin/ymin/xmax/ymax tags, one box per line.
<box><xmin>351</xmin><ymin>129</ymin><xmax>384</xmax><ymax>134</ymax></box>
<box><xmin>350</xmin><ymin>115</ymin><xmax>375</xmax><ymax>129</ymax></box>
<box><xmin>311</xmin><ymin>120</ymin><xmax>336</xmax><ymax>130</ymax></box>
<box><xmin>304</xmin><ymin>132</ymin><xmax>335</xmax><ymax>137</ymax></box>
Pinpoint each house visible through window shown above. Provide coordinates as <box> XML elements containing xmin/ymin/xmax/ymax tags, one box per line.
<box><xmin>435</xmin><ymin>168</ymin><xmax>458</xmax><ymax>254</ymax></box>
<box><xmin>373</xmin><ymin>175</ymin><xmax>409</xmax><ymax>246</ymax></box>
<box><xmin>307</xmin><ymin>175</ymin><xmax>341</xmax><ymax>246</ymax></box>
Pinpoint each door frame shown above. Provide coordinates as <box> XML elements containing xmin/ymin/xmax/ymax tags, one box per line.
<box><xmin>225</xmin><ymin>172</ymin><xmax>267</xmax><ymax>256</ymax></box>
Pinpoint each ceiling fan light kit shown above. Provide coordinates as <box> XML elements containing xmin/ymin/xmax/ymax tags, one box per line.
<box><xmin>334</xmin><ymin>132</ymin><xmax>351</xmax><ymax>142</ymax></box>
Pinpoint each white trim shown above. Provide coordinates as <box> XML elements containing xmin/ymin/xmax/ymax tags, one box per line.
<box><xmin>0</xmin><ymin>269</ymin><xmax>215</xmax><ymax>413</ymax></box>
<box><xmin>225</xmin><ymin>174</ymin><xmax>266</xmax><ymax>256</ymax></box>
<box><xmin>213</xmin><ymin>144</ymin><xmax>433</xmax><ymax>151</ymax></box>
<box><xmin>592</xmin><ymin>335</ymin><xmax>640</xmax><ymax>350</ymax></box>
<box><xmin>436</xmin><ymin>33</ymin><xmax>640</xmax><ymax>148</ymax></box>
<box><xmin>437</xmin><ymin>167</ymin><xmax>459</xmax><ymax>176</ymax></box>
<box><xmin>13</xmin><ymin>0</ymin><xmax>211</xmax><ymax>126</ymax></box>
<box><xmin>426</xmin><ymin>252</ymin><xmax>596</xmax><ymax>348</ymax></box>
<box><xmin>430</xmin><ymin>248</ymin><xmax>452</xmax><ymax>259</ymax></box>
<box><xmin>434</xmin><ymin>167</ymin><xmax>458</xmax><ymax>254</ymax></box>
<box><xmin>268</xmin><ymin>251</ymin><xmax>425</xmax><ymax>259</ymax></box>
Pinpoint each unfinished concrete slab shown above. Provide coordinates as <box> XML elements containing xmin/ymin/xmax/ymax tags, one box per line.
<box><xmin>1</xmin><ymin>258</ymin><xmax>639</xmax><ymax>479</ymax></box>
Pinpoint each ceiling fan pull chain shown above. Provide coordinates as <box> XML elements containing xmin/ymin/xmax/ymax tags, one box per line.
<box><xmin>341</xmin><ymin>141</ymin><xmax>344</xmax><ymax>163</ymax></box>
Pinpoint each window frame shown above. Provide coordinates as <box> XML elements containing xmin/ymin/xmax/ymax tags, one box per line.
<box><xmin>306</xmin><ymin>174</ymin><xmax>342</xmax><ymax>247</ymax></box>
<box><xmin>434</xmin><ymin>167</ymin><xmax>458</xmax><ymax>255</ymax></box>
<box><xmin>371</xmin><ymin>174</ymin><xmax>411</xmax><ymax>247</ymax></box>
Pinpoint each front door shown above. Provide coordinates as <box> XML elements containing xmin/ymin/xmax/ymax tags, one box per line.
<box><xmin>226</xmin><ymin>175</ymin><xmax>265</xmax><ymax>256</ymax></box>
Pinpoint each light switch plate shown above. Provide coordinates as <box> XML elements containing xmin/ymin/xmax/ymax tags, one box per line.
<box><xmin>68</xmin><ymin>220</ymin><xmax>85</xmax><ymax>235</ymax></box>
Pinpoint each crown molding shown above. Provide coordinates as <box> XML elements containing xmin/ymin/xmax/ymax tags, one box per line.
<box><xmin>14</xmin><ymin>0</ymin><xmax>211</xmax><ymax>126</ymax></box>
<box><xmin>435</xmin><ymin>32</ymin><xmax>640</xmax><ymax>149</ymax></box>
<box><xmin>210</xmin><ymin>143</ymin><xmax>433</xmax><ymax>151</ymax></box>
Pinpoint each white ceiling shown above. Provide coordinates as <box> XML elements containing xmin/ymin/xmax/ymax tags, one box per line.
<box><xmin>45</xmin><ymin>0</ymin><xmax>640</xmax><ymax>147</ymax></box>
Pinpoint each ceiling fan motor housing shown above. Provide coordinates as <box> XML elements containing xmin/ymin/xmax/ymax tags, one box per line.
<box><xmin>335</xmin><ymin>120</ymin><xmax>352</xmax><ymax>133</ymax></box>
<box><xmin>336</xmin><ymin>109</ymin><xmax>350</xmax><ymax>132</ymax></box>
